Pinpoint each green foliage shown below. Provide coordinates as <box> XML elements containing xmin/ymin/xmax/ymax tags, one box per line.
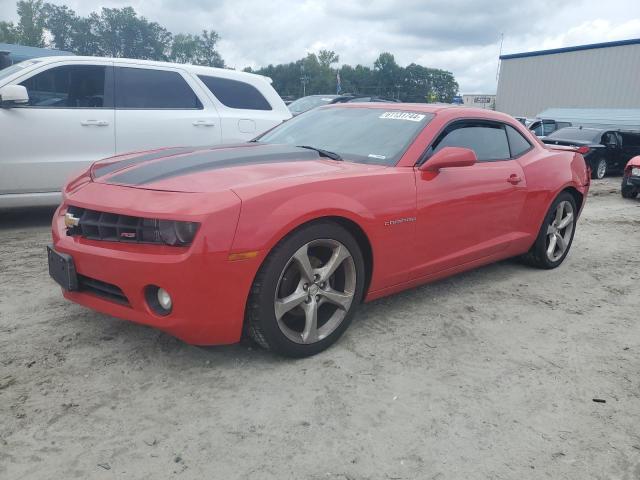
<box><xmin>0</xmin><ymin>21</ymin><xmax>18</xmax><ymax>43</ymax></box>
<box><xmin>3</xmin><ymin>1</ymin><xmax>224</xmax><ymax>67</ymax></box>
<box><xmin>254</xmin><ymin>52</ymin><xmax>459</xmax><ymax>103</ymax></box>
<box><xmin>16</xmin><ymin>0</ymin><xmax>46</xmax><ymax>47</ymax></box>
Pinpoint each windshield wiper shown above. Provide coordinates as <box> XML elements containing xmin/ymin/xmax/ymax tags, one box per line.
<box><xmin>296</xmin><ymin>145</ymin><xmax>342</xmax><ymax>161</ymax></box>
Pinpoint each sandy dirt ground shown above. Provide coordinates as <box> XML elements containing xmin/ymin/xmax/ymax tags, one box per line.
<box><xmin>1</xmin><ymin>177</ymin><xmax>639</xmax><ymax>480</ymax></box>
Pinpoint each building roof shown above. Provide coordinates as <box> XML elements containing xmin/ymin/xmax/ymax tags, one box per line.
<box><xmin>0</xmin><ymin>43</ymin><xmax>74</xmax><ymax>63</ymax></box>
<box><xmin>500</xmin><ymin>38</ymin><xmax>640</xmax><ymax>60</ymax></box>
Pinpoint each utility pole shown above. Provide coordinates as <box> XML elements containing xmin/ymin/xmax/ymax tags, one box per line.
<box><xmin>496</xmin><ymin>33</ymin><xmax>504</xmax><ymax>82</ymax></box>
<box><xmin>300</xmin><ymin>65</ymin><xmax>309</xmax><ymax>97</ymax></box>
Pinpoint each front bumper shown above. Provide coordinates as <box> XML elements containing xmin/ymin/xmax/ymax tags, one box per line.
<box><xmin>624</xmin><ymin>174</ymin><xmax>640</xmax><ymax>187</ymax></box>
<box><xmin>50</xmin><ymin>184</ymin><xmax>260</xmax><ymax>346</ymax></box>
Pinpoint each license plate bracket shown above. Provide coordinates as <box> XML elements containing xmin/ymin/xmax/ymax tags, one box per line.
<box><xmin>47</xmin><ymin>246</ymin><xmax>78</xmax><ymax>291</ymax></box>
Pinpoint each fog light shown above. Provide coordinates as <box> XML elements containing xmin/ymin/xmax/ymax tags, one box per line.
<box><xmin>145</xmin><ymin>285</ymin><xmax>172</xmax><ymax>316</ymax></box>
<box><xmin>157</xmin><ymin>288</ymin><xmax>172</xmax><ymax>311</ymax></box>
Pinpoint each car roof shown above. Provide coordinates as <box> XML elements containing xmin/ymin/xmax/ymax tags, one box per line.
<box><xmin>323</xmin><ymin>102</ymin><xmax>522</xmax><ymax>121</ymax></box>
<box><xmin>26</xmin><ymin>55</ymin><xmax>273</xmax><ymax>84</ymax></box>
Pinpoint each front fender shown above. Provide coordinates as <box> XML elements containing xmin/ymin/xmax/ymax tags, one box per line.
<box><xmin>229</xmin><ymin>170</ymin><xmax>417</xmax><ymax>294</ymax></box>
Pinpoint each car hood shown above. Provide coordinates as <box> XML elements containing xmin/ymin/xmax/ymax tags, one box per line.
<box><xmin>91</xmin><ymin>143</ymin><xmax>383</xmax><ymax>193</ymax></box>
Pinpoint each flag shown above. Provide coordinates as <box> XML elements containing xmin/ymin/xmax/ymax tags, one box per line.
<box><xmin>336</xmin><ymin>71</ymin><xmax>342</xmax><ymax>94</ymax></box>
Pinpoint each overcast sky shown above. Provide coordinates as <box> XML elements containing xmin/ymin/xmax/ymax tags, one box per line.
<box><xmin>2</xmin><ymin>0</ymin><xmax>640</xmax><ymax>93</ymax></box>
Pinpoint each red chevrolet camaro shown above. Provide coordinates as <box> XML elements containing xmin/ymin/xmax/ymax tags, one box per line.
<box><xmin>49</xmin><ymin>104</ymin><xmax>590</xmax><ymax>357</ymax></box>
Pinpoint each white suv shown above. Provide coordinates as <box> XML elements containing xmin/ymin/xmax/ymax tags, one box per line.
<box><xmin>0</xmin><ymin>56</ymin><xmax>291</xmax><ymax>208</ymax></box>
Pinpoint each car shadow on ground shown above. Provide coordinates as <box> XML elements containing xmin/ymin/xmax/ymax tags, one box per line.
<box><xmin>0</xmin><ymin>206</ymin><xmax>58</xmax><ymax>229</ymax></box>
<box><xmin>56</xmin><ymin>257</ymin><xmax>530</xmax><ymax>367</ymax></box>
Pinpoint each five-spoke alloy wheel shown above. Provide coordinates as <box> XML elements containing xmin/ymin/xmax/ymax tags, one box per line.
<box><xmin>246</xmin><ymin>222</ymin><xmax>365</xmax><ymax>357</ymax></box>
<box><xmin>545</xmin><ymin>200</ymin><xmax>574</xmax><ymax>262</ymax></box>
<box><xmin>521</xmin><ymin>191</ymin><xmax>578</xmax><ymax>269</ymax></box>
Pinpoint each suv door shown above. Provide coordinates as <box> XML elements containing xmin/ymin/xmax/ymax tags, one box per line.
<box><xmin>411</xmin><ymin>121</ymin><xmax>529</xmax><ymax>279</ymax></box>
<box><xmin>113</xmin><ymin>66</ymin><xmax>221</xmax><ymax>154</ymax></box>
<box><xmin>0</xmin><ymin>61</ymin><xmax>115</xmax><ymax>195</ymax></box>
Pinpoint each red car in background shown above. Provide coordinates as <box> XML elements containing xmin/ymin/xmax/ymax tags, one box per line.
<box><xmin>48</xmin><ymin>104</ymin><xmax>590</xmax><ymax>357</ymax></box>
<box><xmin>622</xmin><ymin>155</ymin><xmax>640</xmax><ymax>198</ymax></box>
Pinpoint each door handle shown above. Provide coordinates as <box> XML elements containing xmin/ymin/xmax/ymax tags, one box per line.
<box><xmin>508</xmin><ymin>174</ymin><xmax>523</xmax><ymax>184</ymax></box>
<box><xmin>192</xmin><ymin>120</ymin><xmax>216</xmax><ymax>127</ymax></box>
<box><xmin>81</xmin><ymin>120</ymin><xmax>109</xmax><ymax>126</ymax></box>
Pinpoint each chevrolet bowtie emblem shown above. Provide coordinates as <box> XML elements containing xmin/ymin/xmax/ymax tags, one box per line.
<box><xmin>64</xmin><ymin>212</ymin><xmax>80</xmax><ymax>228</ymax></box>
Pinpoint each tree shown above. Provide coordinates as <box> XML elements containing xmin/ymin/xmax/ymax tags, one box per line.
<box><xmin>0</xmin><ymin>21</ymin><xmax>18</xmax><ymax>43</ymax></box>
<box><xmin>252</xmin><ymin>51</ymin><xmax>459</xmax><ymax>103</ymax></box>
<box><xmin>317</xmin><ymin>49</ymin><xmax>339</xmax><ymax>68</ymax></box>
<box><xmin>169</xmin><ymin>33</ymin><xmax>200</xmax><ymax>64</ymax></box>
<box><xmin>195</xmin><ymin>30</ymin><xmax>224</xmax><ymax>67</ymax></box>
<box><xmin>15</xmin><ymin>0</ymin><xmax>46</xmax><ymax>47</ymax></box>
<box><xmin>42</xmin><ymin>3</ymin><xmax>78</xmax><ymax>51</ymax></box>
<box><xmin>90</xmin><ymin>7</ymin><xmax>171</xmax><ymax>60</ymax></box>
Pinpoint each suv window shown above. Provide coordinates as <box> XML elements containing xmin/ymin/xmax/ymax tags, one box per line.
<box><xmin>116</xmin><ymin>67</ymin><xmax>202</xmax><ymax>109</ymax></box>
<box><xmin>198</xmin><ymin>75</ymin><xmax>271</xmax><ymax>110</ymax></box>
<box><xmin>431</xmin><ymin>121</ymin><xmax>510</xmax><ymax>161</ymax></box>
<box><xmin>20</xmin><ymin>65</ymin><xmax>109</xmax><ymax>108</ymax></box>
<box><xmin>506</xmin><ymin>125</ymin><xmax>532</xmax><ymax>157</ymax></box>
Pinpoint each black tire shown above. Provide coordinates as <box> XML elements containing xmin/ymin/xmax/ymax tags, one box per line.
<box><xmin>520</xmin><ymin>192</ymin><xmax>578</xmax><ymax>269</ymax></box>
<box><xmin>245</xmin><ymin>221</ymin><xmax>365</xmax><ymax>357</ymax></box>
<box><xmin>621</xmin><ymin>177</ymin><xmax>638</xmax><ymax>199</ymax></box>
<box><xmin>591</xmin><ymin>157</ymin><xmax>607</xmax><ymax>180</ymax></box>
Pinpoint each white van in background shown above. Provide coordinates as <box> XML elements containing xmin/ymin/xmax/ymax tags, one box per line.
<box><xmin>0</xmin><ymin>56</ymin><xmax>291</xmax><ymax>208</ymax></box>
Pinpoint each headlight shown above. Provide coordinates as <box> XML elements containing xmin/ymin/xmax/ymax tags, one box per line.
<box><xmin>632</xmin><ymin>167</ymin><xmax>640</xmax><ymax>176</ymax></box>
<box><xmin>156</xmin><ymin>220</ymin><xmax>200</xmax><ymax>246</ymax></box>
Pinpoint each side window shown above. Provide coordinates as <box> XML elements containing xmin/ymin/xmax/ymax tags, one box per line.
<box><xmin>531</xmin><ymin>123</ymin><xmax>543</xmax><ymax>136</ymax></box>
<box><xmin>198</xmin><ymin>75</ymin><xmax>272</xmax><ymax>110</ymax></box>
<box><xmin>431</xmin><ymin>122</ymin><xmax>510</xmax><ymax>162</ymax></box>
<box><xmin>116</xmin><ymin>67</ymin><xmax>202</xmax><ymax>109</ymax></box>
<box><xmin>20</xmin><ymin>65</ymin><xmax>108</xmax><ymax>108</ymax></box>
<box><xmin>506</xmin><ymin>125</ymin><xmax>532</xmax><ymax>157</ymax></box>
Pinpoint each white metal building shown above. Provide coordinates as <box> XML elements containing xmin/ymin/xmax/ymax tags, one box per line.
<box><xmin>496</xmin><ymin>38</ymin><xmax>640</xmax><ymax>117</ymax></box>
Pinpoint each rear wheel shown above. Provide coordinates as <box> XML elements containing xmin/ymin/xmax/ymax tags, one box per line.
<box><xmin>592</xmin><ymin>158</ymin><xmax>607</xmax><ymax>179</ymax></box>
<box><xmin>246</xmin><ymin>221</ymin><xmax>365</xmax><ymax>357</ymax></box>
<box><xmin>521</xmin><ymin>192</ymin><xmax>577</xmax><ymax>269</ymax></box>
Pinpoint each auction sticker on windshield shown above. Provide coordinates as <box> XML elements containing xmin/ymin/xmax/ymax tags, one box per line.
<box><xmin>379</xmin><ymin>112</ymin><xmax>426</xmax><ymax>122</ymax></box>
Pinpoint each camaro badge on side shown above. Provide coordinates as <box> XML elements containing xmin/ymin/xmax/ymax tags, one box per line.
<box><xmin>64</xmin><ymin>212</ymin><xmax>80</xmax><ymax>228</ymax></box>
<box><xmin>384</xmin><ymin>217</ymin><xmax>416</xmax><ymax>226</ymax></box>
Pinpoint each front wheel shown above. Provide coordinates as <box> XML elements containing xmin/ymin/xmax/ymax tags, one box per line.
<box><xmin>245</xmin><ymin>221</ymin><xmax>365</xmax><ymax>357</ymax></box>
<box><xmin>521</xmin><ymin>192</ymin><xmax>577</xmax><ymax>269</ymax></box>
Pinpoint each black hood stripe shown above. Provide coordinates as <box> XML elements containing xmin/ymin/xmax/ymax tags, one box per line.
<box><xmin>93</xmin><ymin>147</ymin><xmax>198</xmax><ymax>178</ymax></box>
<box><xmin>106</xmin><ymin>144</ymin><xmax>319</xmax><ymax>186</ymax></box>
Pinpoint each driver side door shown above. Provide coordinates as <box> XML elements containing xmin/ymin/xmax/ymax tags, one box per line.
<box><xmin>410</xmin><ymin>120</ymin><xmax>529</xmax><ymax>280</ymax></box>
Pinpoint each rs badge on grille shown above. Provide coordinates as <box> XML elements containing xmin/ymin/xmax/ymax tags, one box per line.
<box><xmin>120</xmin><ymin>232</ymin><xmax>137</xmax><ymax>239</ymax></box>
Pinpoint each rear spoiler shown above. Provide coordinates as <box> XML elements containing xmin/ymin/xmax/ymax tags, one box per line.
<box><xmin>544</xmin><ymin>144</ymin><xmax>590</xmax><ymax>155</ymax></box>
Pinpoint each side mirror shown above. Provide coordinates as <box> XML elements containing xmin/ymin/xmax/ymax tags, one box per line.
<box><xmin>0</xmin><ymin>85</ymin><xmax>29</xmax><ymax>108</ymax></box>
<box><xmin>420</xmin><ymin>147</ymin><xmax>477</xmax><ymax>172</ymax></box>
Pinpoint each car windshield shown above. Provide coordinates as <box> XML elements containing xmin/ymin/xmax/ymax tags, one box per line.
<box><xmin>546</xmin><ymin>127</ymin><xmax>601</xmax><ymax>142</ymax></box>
<box><xmin>288</xmin><ymin>95</ymin><xmax>338</xmax><ymax>114</ymax></box>
<box><xmin>0</xmin><ymin>59</ymin><xmax>42</xmax><ymax>82</ymax></box>
<box><xmin>258</xmin><ymin>107</ymin><xmax>433</xmax><ymax>165</ymax></box>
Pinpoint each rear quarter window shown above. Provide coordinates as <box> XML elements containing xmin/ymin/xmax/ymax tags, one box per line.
<box><xmin>198</xmin><ymin>75</ymin><xmax>272</xmax><ymax>110</ymax></box>
<box><xmin>506</xmin><ymin>125</ymin><xmax>532</xmax><ymax>157</ymax></box>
